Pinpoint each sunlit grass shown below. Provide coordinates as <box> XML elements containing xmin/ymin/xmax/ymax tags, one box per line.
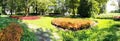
<box><xmin>95</xmin><ymin>19</ymin><xmax>114</xmax><ymax>29</ymax></box>
<box><xmin>22</xmin><ymin>16</ymin><xmax>120</xmax><ymax>41</ymax></box>
<box><xmin>22</xmin><ymin>16</ymin><xmax>58</xmax><ymax>31</ymax></box>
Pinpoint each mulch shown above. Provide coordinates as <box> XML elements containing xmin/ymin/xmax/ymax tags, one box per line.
<box><xmin>10</xmin><ymin>16</ymin><xmax>40</xmax><ymax>20</ymax></box>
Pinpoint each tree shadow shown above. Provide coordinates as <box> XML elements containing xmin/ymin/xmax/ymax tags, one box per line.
<box><xmin>34</xmin><ymin>28</ymin><xmax>53</xmax><ymax>41</ymax></box>
<box><xmin>17</xmin><ymin>18</ymin><xmax>53</xmax><ymax>41</ymax></box>
<box><xmin>8</xmin><ymin>15</ymin><xmax>54</xmax><ymax>41</ymax></box>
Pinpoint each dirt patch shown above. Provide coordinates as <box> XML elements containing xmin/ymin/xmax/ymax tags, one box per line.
<box><xmin>0</xmin><ymin>22</ymin><xmax>23</xmax><ymax>41</ymax></box>
<box><xmin>52</xmin><ymin>18</ymin><xmax>95</xmax><ymax>30</ymax></box>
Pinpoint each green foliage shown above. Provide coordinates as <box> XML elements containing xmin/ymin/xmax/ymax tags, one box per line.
<box><xmin>20</xmin><ymin>23</ymin><xmax>37</xmax><ymax>41</ymax></box>
<box><xmin>78</xmin><ymin>0</ymin><xmax>100</xmax><ymax>18</ymax></box>
<box><xmin>65</xmin><ymin>0</ymin><xmax>80</xmax><ymax>16</ymax></box>
<box><xmin>95</xmin><ymin>0</ymin><xmax>108</xmax><ymax>13</ymax></box>
<box><xmin>59</xmin><ymin>23</ymin><xmax>120</xmax><ymax>41</ymax></box>
<box><xmin>0</xmin><ymin>7</ymin><xmax>2</xmax><ymax>14</ymax></box>
<box><xmin>0</xmin><ymin>17</ymin><xmax>18</xmax><ymax>29</ymax></box>
<box><xmin>95</xmin><ymin>13</ymin><xmax>120</xmax><ymax>19</ymax></box>
<box><xmin>0</xmin><ymin>17</ymin><xmax>37</xmax><ymax>41</ymax></box>
<box><xmin>22</xmin><ymin>16</ymin><xmax>120</xmax><ymax>41</ymax></box>
<box><xmin>95</xmin><ymin>0</ymin><xmax>108</xmax><ymax>5</ymax></box>
<box><xmin>90</xmin><ymin>0</ymin><xmax>100</xmax><ymax>17</ymax></box>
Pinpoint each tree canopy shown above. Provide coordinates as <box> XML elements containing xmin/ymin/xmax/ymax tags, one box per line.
<box><xmin>0</xmin><ymin>0</ymin><xmax>109</xmax><ymax>17</ymax></box>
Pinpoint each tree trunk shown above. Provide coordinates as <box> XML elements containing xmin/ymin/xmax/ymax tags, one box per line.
<box><xmin>35</xmin><ymin>5</ymin><xmax>38</xmax><ymax>14</ymax></box>
<box><xmin>41</xmin><ymin>9</ymin><xmax>44</xmax><ymax>15</ymax></box>
<box><xmin>72</xmin><ymin>8</ymin><xmax>75</xmax><ymax>17</ymax></box>
<box><xmin>72</xmin><ymin>2</ymin><xmax>75</xmax><ymax>17</ymax></box>
<box><xmin>10</xmin><ymin>9</ymin><xmax>12</xmax><ymax>16</ymax></box>
<box><xmin>25</xmin><ymin>7</ymin><xmax>29</xmax><ymax>16</ymax></box>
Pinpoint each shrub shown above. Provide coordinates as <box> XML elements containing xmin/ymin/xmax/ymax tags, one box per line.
<box><xmin>0</xmin><ymin>22</ymin><xmax>23</xmax><ymax>41</ymax></box>
<box><xmin>52</xmin><ymin>18</ymin><xmax>94</xmax><ymax>30</ymax></box>
<box><xmin>0</xmin><ymin>17</ymin><xmax>37</xmax><ymax>41</ymax></box>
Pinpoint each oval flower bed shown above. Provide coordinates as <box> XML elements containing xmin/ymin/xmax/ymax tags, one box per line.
<box><xmin>0</xmin><ymin>23</ymin><xmax>23</xmax><ymax>41</ymax></box>
<box><xmin>52</xmin><ymin>18</ymin><xmax>95</xmax><ymax>30</ymax></box>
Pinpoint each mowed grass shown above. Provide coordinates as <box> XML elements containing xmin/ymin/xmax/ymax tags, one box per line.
<box><xmin>95</xmin><ymin>19</ymin><xmax>114</xmax><ymax>29</ymax></box>
<box><xmin>22</xmin><ymin>16</ymin><xmax>115</xmax><ymax>30</ymax></box>
<box><xmin>22</xmin><ymin>16</ymin><xmax>120</xmax><ymax>41</ymax></box>
<box><xmin>22</xmin><ymin>16</ymin><xmax>58</xmax><ymax>31</ymax></box>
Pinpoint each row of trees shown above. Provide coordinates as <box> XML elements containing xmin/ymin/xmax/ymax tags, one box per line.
<box><xmin>0</xmin><ymin>0</ymin><xmax>108</xmax><ymax>17</ymax></box>
<box><xmin>0</xmin><ymin>0</ymin><xmax>56</xmax><ymax>16</ymax></box>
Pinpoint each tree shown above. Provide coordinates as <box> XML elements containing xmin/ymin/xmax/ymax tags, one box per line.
<box><xmin>35</xmin><ymin>0</ymin><xmax>56</xmax><ymax>15</ymax></box>
<box><xmin>0</xmin><ymin>0</ymin><xmax>7</xmax><ymax>14</ymax></box>
<box><xmin>7</xmin><ymin>0</ymin><xmax>16</xmax><ymax>15</ymax></box>
<box><xmin>15</xmin><ymin>0</ymin><xmax>26</xmax><ymax>12</ymax></box>
<box><xmin>95</xmin><ymin>0</ymin><xmax>108</xmax><ymax>13</ymax></box>
<box><xmin>65</xmin><ymin>0</ymin><xmax>80</xmax><ymax>17</ymax></box>
<box><xmin>24</xmin><ymin>0</ymin><xmax>32</xmax><ymax>16</ymax></box>
<box><xmin>77</xmin><ymin>0</ymin><xmax>99</xmax><ymax>18</ymax></box>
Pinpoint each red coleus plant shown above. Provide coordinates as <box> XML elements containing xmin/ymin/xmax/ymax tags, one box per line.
<box><xmin>0</xmin><ymin>22</ymin><xmax>23</xmax><ymax>41</ymax></box>
<box><xmin>52</xmin><ymin>18</ymin><xmax>94</xmax><ymax>30</ymax></box>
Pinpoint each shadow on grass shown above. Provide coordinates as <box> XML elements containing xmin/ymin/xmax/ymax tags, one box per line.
<box><xmin>59</xmin><ymin>23</ymin><xmax>120</xmax><ymax>41</ymax></box>
<box><xmin>35</xmin><ymin>28</ymin><xmax>53</xmax><ymax>41</ymax></box>
<box><xmin>18</xmin><ymin>18</ymin><xmax>53</xmax><ymax>41</ymax></box>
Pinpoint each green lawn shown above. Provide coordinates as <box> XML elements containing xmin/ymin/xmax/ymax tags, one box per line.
<box><xmin>22</xmin><ymin>16</ymin><xmax>58</xmax><ymax>31</ymax></box>
<box><xmin>22</xmin><ymin>16</ymin><xmax>120</xmax><ymax>41</ymax></box>
<box><xmin>0</xmin><ymin>16</ymin><xmax>120</xmax><ymax>41</ymax></box>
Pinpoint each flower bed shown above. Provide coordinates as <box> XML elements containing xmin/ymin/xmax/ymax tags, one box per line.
<box><xmin>113</xmin><ymin>16</ymin><xmax>120</xmax><ymax>20</ymax></box>
<box><xmin>52</xmin><ymin>18</ymin><xmax>95</xmax><ymax>30</ymax></box>
<box><xmin>0</xmin><ymin>22</ymin><xmax>23</xmax><ymax>41</ymax></box>
<box><xmin>10</xmin><ymin>15</ymin><xmax>40</xmax><ymax>20</ymax></box>
<box><xmin>19</xmin><ymin>16</ymin><xmax>40</xmax><ymax>20</ymax></box>
<box><xmin>10</xmin><ymin>15</ymin><xmax>21</xmax><ymax>19</ymax></box>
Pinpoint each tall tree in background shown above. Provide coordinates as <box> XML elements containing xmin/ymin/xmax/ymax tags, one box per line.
<box><xmin>7</xmin><ymin>0</ymin><xmax>16</xmax><ymax>15</ymax></box>
<box><xmin>56</xmin><ymin>0</ymin><xmax>67</xmax><ymax>15</ymax></box>
<box><xmin>95</xmin><ymin>0</ymin><xmax>108</xmax><ymax>13</ymax></box>
<box><xmin>78</xmin><ymin>0</ymin><xmax>99</xmax><ymax>18</ymax></box>
<box><xmin>15</xmin><ymin>0</ymin><xmax>26</xmax><ymax>13</ymax></box>
<box><xmin>25</xmin><ymin>0</ymin><xmax>29</xmax><ymax>16</ymax></box>
<box><xmin>0</xmin><ymin>0</ymin><xmax>7</xmax><ymax>14</ymax></box>
<box><xmin>65</xmin><ymin>0</ymin><xmax>80</xmax><ymax>17</ymax></box>
<box><xmin>35</xmin><ymin>0</ymin><xmax>56</xmax><ymax>15</ymax></box>
<box><xmin>0</xmin><ymin>0</ymin><xmax>2</xmax><ymax>14</ymax></box>
<box><xmin>21</xmin><ymin>0</ymin><xmax>33</xmax><ymax>16</ymax></box>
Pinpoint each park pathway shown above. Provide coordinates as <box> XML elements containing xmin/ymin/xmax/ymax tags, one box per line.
<box><xmin>27</xmin><ymin>24</ymin><xmax>61</xmax><ymax>41</ymax></box>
